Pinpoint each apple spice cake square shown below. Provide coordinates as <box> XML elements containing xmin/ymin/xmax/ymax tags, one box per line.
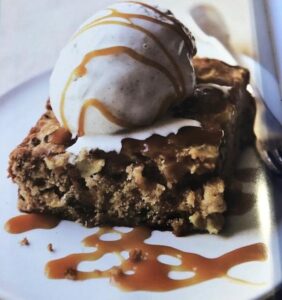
<box><xmin>8</xmin><ymin>58</ymin><xmax>255</xmax><ymax>236</ymax></box>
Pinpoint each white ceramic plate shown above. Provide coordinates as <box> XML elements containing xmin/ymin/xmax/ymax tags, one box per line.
<box><xmin>1</xmin><ymin>16</ymin><xmax>282</xmax><ymax>300</ymax></box>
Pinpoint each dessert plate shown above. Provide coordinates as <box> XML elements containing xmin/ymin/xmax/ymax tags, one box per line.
<box><xmin>1</xmin><ymin>37</ymin><xmax>282</xmax><ymax>300</ymax></box>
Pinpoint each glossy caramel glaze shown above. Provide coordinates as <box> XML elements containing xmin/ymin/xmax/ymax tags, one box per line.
<box><xmin>48</xmin><ymin>127</ymin><xmax>72</xmax><ymax>145</ymax></box>
<box><xmin>121</xmin><ymin>126</ymin><xmax>222</xmax><ymax>182</ymax></box>
<box><xmin>5</xmin><ymin>214</ymin><xmax>60</xmax><ymax>234</ymax></box>
<box><xmin>121</xmin><ymin>126</ymin><xmax>222</xmax><ymax>159</ymax></box>
<box><xmin>45</xmin><ymin>227</ymin><xmax>267</xmax><ymax>291</ymax></box>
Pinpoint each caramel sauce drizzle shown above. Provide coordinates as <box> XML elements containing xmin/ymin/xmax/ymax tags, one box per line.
<box><xmin>45</xmin><ymin>227</ymin><xmax>267</xmax><ymax>292</ymax></box>
<box><xmin>120</xmin><ymin>1</ymin><xmax>196</xmax><ymax>53</ymax></box>
<box><xmin>73</xmin><ymin>9</ymin><xmax>185</xmax><ymax>95</ymax></box>
<box><xmin>76</xmin><ymin>6</ymin><xmax>181</xmax><ymax>41</ymax></box>
<box><xmin>78</xmin><ymin>99</ymin><xmax>133</xmax><ymax>136</ymax></box>
<box><xmin>60</xmin><ymin>1</ymin><xmax>197</xmax><ymax>134</ymax></box>
<box><xmin>48</xmin><ymin>127</ymin><xmax>72</xmax><ymax>145</ymax></box>
<box><xmin>5</xmin><ymin>214</ymin><xmax>60</xmax><ymax>234</ymax></box>
<box><xmin>61</xmin><ymin>46</ymin><xmax>181</xmax><ymax>133</ymax></box>
<box><xmin>5</xmin><ymin>168</ymin><xmax>263</xmax><ymax>291</ymax></box>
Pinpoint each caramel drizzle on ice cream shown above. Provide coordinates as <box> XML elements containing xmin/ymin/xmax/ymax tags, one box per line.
<box><xmin>45</xmin><ymin>227</ymin><xmax>267</xmax><ymax>291</ymax></box>
<box><xmin>60</xmin><ymin>2</ymin><xmax>196</xmax><ymax>134</ymax></box>
<box><xmin>61</xmin><ymin>46</ymin><xmax>181</xmax><ymax>133</ymax></box>
<box><xmin>78</xmin><ymin>99</ymin><xmax>133</xmax><ymax>136</ymax></box>
<box><xmin>122</xmin><ymin>1</ymin><xmax>196</xmax><ymax>54</ymax></box>
<box><xmin>73</xmin><ymin>6</ymin><xmax>188</xmax><ymax>95</ymax></box>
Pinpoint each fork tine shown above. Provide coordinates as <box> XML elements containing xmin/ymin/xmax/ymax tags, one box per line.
<box><xmin>273</xmin><ymin>148</ymin><xmax>282</xmax><ymax>165</ymax></box>
<box><xmin>267</xmin><ymin>149</ymin><xmax>282</xmax><ymax>175</ymax></box>
<box><xmin>257</xmin><ymin>144</ymin><xmax>280</xmax><ymax>174</ymax></box>
<box><xmin>256</xmin><ymin>140</ymin><xmax>282</xmax><ymax>175</ymax></box>
<box><xmin>277</xmin><ymin>148</ymin><xmax>282</xmax><ymax>159</ymax></box>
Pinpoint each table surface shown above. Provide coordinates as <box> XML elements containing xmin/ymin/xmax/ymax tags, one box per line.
<box><xmin>0</xmin><ymin>0</ymin><xmax>255</xmax><ymax>97</ymax></box>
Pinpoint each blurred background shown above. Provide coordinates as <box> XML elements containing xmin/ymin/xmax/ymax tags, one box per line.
<box><xmin>0</xmin><ymin>0</ymin><xmax>280</xmax><ymax>98</ymax></box>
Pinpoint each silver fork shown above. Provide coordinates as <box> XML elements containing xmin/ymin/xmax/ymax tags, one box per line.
<box><xmin>190</xmin><ymin>4</ymin><xmax>282</xmax><ymax>175</ymax></box>
<box><xmin>253</xmin><ymin>87</ymin><xmax>282</xmax><ymax>174</ymax></box>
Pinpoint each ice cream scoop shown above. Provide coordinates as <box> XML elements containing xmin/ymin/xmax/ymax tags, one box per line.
<box><xmin>50</xmin><ymin>1</ymin><xmax>196</xmax><ymax>136</ymax></box>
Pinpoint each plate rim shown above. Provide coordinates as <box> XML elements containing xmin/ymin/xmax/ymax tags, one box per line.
<box><xmin>0</xmin><ymin>71</ymin><xmax>281</xmax><ymax>300</ymax></box>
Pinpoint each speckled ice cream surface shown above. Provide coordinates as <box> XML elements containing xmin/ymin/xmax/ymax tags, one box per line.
<box><xmin>50</xmin><ymin>1</ymin><xmax>196</xmax><ymax>136</ymax></box>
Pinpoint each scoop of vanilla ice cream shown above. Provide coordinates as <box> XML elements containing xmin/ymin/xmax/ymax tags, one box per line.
<box><xmin>50</xmin><ymin>1</ymin><xmax>196</xmax><ymax>136</ymax></box>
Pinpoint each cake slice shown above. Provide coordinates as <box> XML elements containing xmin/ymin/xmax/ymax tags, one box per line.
<box><xmin>8</xmin><ymin>58</ymin><xmax>255</xmax><ymax>235</ymax></box>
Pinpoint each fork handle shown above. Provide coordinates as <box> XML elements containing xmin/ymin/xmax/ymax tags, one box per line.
<box><xmin>265</xmin><ymin>0</ymin><xmax>282</xmax><ymax>96</ymax></box>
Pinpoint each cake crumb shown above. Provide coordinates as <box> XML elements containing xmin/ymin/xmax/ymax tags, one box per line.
<box><xmin>47</xmin><ymin>243</ymin><xmax>54</xmax><ymax>252</ymax></box>
<box><xmin>64</xmin><ymin>268</ymin><xmax>77</xmax><ymax>280</ymax></box>
<box><xmin>20</xmin><ymin>237</ymin><xmax>30</xmax><ymax>246</ymax></box>
<box><xmin>111</xmin><ymin>266</ymin><xmax>123</xmax><ymax>277</ymax></box>
<box><xmin>129</xmin><ymin>248</ymin><xmax>143</xmax><ymax>262</ymax></box>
